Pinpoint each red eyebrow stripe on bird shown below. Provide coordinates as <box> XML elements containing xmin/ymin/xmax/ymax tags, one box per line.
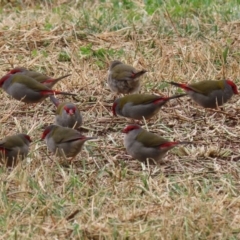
<box><xmin>9</xmin><ymin>69</ymin><xmax>22</xmax><ymax>74</ymax></box>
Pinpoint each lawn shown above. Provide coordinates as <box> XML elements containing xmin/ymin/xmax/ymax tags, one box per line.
<box><xmin>1</xmin><ymin>0</ymin><xmax>240</xmax><ymax>239</ymax></box>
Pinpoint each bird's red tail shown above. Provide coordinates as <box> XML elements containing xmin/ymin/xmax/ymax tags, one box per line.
<box><xmin>40</xmin><ymin>90</ymin><xmax>76</xmax><ymax>96</ymax></box>
<box><xmin>168</xmin><ymin>82</ymin><xmax>192</xmax><ymax>91</ymax></box>
<box><xmin>160</xmin><ymin>141</ymin><xmax>191</xmax><ymax>149</ymax></box>
<box><xmin>160</xmin><ymin>142</ymin><xmax>179</xmax><ymax>149</ymax></box>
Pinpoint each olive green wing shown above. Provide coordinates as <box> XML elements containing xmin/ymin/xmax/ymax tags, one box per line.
<box><xmin>25</xmin><ymin>71</ymin><xmax>49</xmax><ymax>82</ymax></box>
<box><xmin>120</xmin><ymin>94</ymin><xmax>161</xmax><ymax>108</ymax></box>
<box><xmin>11</xmin><ymin>74</ymin><xmax>50</xmax><ymax>91</ymax></box>
<box><xmin>136</xmin><ymin>130</ymin><xmax>169</xmax><ymax>148</ymax></box>
<box><xmin>111</xmin><ymin>64</ymin><xmax>137</xmax><ymax>80</ymax></box>
<box><xmin>54</xmin><ymin>127</ymin><xmax>83</xmax><ymax>144</ymax></box>
<box><xmin>0</xmin><ymin>136</ymin><xmax>24</xmax><ymax>150</ymax></box>
<box><xmin>189</xmin><ymin>80</ymin><xmax>225</xmax><ymax>95</ymax></box>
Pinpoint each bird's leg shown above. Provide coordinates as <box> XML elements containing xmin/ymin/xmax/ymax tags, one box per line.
<box><xmin>215</xmin><ymin>99</ymin><xmax>222</xmax><ymax>111</ymax></box>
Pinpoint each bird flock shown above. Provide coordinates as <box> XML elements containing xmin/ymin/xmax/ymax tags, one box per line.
<box><xmin>0</xmin><ymin>60</ymin><xmax>238</xmax><ymax>167</ymax></box>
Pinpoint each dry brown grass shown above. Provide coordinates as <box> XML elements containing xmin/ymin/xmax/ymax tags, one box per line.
<box><xmin>1</xmin><ymin>0</ymin><xmax>240</xmax><ymax>239</ymax></box>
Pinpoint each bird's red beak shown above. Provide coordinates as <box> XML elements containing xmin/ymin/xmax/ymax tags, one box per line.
<box><xmin>68</xmin><ymin>109</ymin><xmax>74</xmax><ymax>115</ymax></box>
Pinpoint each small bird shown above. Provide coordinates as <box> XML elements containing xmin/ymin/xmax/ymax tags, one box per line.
<box><xmin>107</xmin><ymin>60</ymin><xmax>147</xmax><ymax>94</ymax></box>
<box><xmin>50</xmin><ymin>95</ymin><xmax>82</xmax><ymax>129</ymax></box>
<box><xmin>0</xmin><ymin>134</ymin><xmax>32</xmax><ymax>167</ymax></box>
<box><xmin>41</xmin><ymin>125</ymin><xmax>96</xmax><ymax>160</ymax></box>
<box><xmin>113</xmin><ymin>93</ymin><xmax>186</xmax><ymax>120</ymax></box>
<box><xmin>167</xmin><ymin>79</ymin><xmax>238</xmax><ymax>108</ymax></box>
<box><xmin>8</xmin><ymin>67</ymin><xmax>71</xmax><ymax>88</ymax></box>
<box><xmin>0</xmin><ymin>73</ymin><xmax>76</xmax><ymax>103</ymax></box>
<box><xmin>123</xmin><ymin>124</ymin><xmax>190</xmax><ymax>163</ymax></box>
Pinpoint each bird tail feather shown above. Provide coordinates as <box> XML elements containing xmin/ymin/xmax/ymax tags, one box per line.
<box><xmin>166</xmin><ymin>81</ymin><xmax>192</xmax><ymax>91</ymax></box>
<box><xmin>44</xmin><ymin>74</ymin><xmax>71</xmax><ymax>84</ymax></box>
<box><xmin>54</xmin><ymin>91</ymin><xmax>76</xmax><ymax>96</ymax></box>
<box><xmin>49</xmin><ymin>95</ymin><xmax>60</xmax><ymax>106</ymax></box>
<box><xmin>167</xmin><ymin>93</ymin><xmax>187</xmax><ymax>100</ymax></box>
<box><xmin>160</xmin><ymin>141</ymin><xmax>192</xmax><ymax>149</ymax></box>
<box><xmin>132</xmin><ymin>70</ymin><xmax>147</xmax><ymax>79</ymax></box>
